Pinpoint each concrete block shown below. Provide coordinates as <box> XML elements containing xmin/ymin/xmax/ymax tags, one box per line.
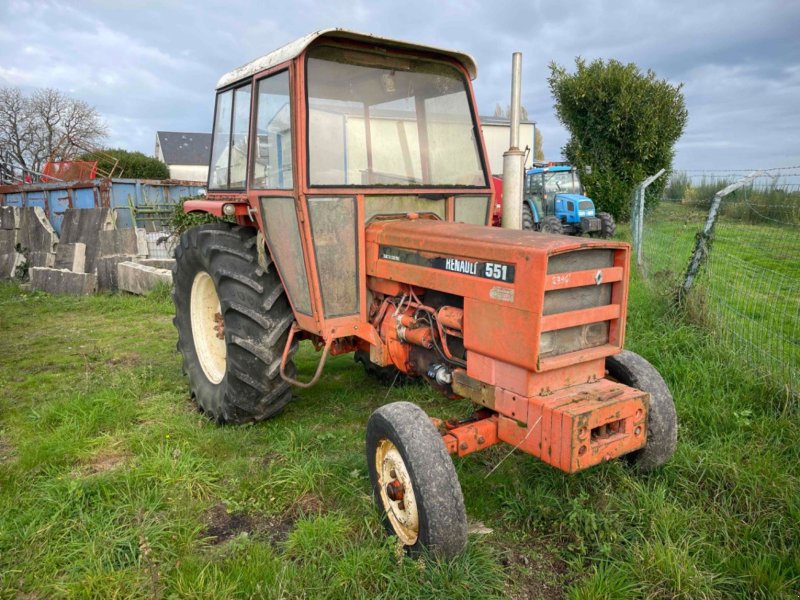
<box><xmin>54</xmin><ymin>242</ymin><xmax>86</xmax><ymax>272</ymax></box>
<box><xmin>0</xmin><ymin>252</ymin><xmax>25</xmax><ymax>280</ymax></box>
<box><xmin>136</xmin><ymin>258</ymin><xmax>175</xmax><ymax>271</ymax></box>
<box><xmin>60</xmin><ymin>208</ymin><xmax>115</xmax><ymax>274</ymax></box>
<box><xmin>117</xmin><ymin>261</ymin><xmax>172</xmax><ymax>295</ymax></box>
<box><xmin>135</xmin><ymin>228</ymin><xmax>149</xmax><ymax>257</ymax></box>
<box><xmin>0</xmin><ymin>229</ymin><xmax>16</xmax><ymax>255</ymax></box>
<box><xmin>0</xmin><ymin>206</ymin><xmax>18</xmax><ymax>230</ymax></box>
<box><xmin>27</xmin><ymin>251</ymin><xmax>56</xmax><ymax>268</ymax></box>
<box><xmin>29</xmin><ymin>267</ymin><xmax>96</xmax><ymax>295</ymax></box>
<box><xmin>18</xmin><ymin>207</ymin><xmax>58</xmax><ymax>254</ymax></box>
<box><xmin>96</xmin><ymin>254</ymin><xmax>136</xmax><ymax>291</ymax></box>
<box><xmin>98</xmin><ymin>229</ymin><xmax>138</xmax><ymax>257</ymax></box>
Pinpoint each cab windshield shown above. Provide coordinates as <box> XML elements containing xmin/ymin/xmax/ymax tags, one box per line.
<box><xmin>543</xmin><ymin>170</ymin><xmax>580</xmax><ymax>194</ymax></box>
<box><xmin>306</xmin><ymin>45</ymin><xmax>486</xmax><ymax>187</ymax></box>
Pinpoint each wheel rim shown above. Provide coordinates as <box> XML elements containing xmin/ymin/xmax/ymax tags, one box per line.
<box><xmin>190</xmin><ymin>271</ymin><xmax>226</xmax><ymax>384</ymax></box>
<box><xmin>375</xmin><ymin>438</ymin><xmax>419</xmax><ymax>545</ymax></box>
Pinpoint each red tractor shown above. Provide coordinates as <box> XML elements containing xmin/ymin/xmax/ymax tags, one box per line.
<box><xmin>174</xmin><ymin>29</ymin><xmax>677</xmax><ymax>558</ymax></box>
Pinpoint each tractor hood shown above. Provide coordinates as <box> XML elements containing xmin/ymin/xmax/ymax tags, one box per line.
<box><xmin>365</xmin><ymin>217</ymin><xmax>630</xmax><ymax>373</ymax></box>
<box><xmin>555</xmin><ymin>193</ymin><xmax>591</xmax><ymax>203</ymax></box>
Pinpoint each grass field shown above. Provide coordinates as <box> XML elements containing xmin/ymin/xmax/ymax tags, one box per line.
<box><xmin>0</xmin><ymin>266</ymin><xmax>798</xmax><ymax>597</ymax></box>
<box><xmin>640</xmin><ymin>201</ymin><xmax>800</xmax><ymax>397</ymax></box>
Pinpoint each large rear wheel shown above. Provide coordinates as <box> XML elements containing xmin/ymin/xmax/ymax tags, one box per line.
<box><xmin>366</xmin><ymin>401</ymin><xmax>467</xmax><ymax>559</ymax></box>
<box><xmin>521</xmin><ymin>203</ymin><xmax>535</xmax><ymax>230</ymax></box>
<box><xmin>597</xmin><ymin>211</ymin><xmax>616</xmax><ymax>238</ymax></box>
<box><xmin>173</xmin><ymin>223</ymin><xmax>295</xmax><ymax>424</ymax></box>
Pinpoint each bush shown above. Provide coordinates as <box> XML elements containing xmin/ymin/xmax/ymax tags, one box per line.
<box><xmin>664</xmin><ymin>171</ymin><xmax>691</xmax><ymax>201</ymax></box>
<box><xmin>169</xmin><ymin>195</ymin><xmax>231</xmax><ymax>237</ymax></box>
<box><xmin>79</xmin><ymin>148</ymin><xmax>169</xmax><ymax>179</ymax></box>
<box><xmin>549</xmin><ymin>58</ymin><xmax>688</xmax><ymax>221</ymax></box>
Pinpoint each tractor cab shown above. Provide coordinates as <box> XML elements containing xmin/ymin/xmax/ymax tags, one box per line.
<box><xmin>192</xmin><ymin>29</ymin><xmax>493</xmax><ymax>339</ymax></box>
<box><xmin>524</xmin><ymin>164</ymin><xmax>615</xmax><ymax>238</ymax></box>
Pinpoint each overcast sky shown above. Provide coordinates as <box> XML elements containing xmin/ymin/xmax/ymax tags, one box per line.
<box><xmin>1</xmin><ymin>0</ymin><xmax>798</xmax><ymax>171</ymax></box>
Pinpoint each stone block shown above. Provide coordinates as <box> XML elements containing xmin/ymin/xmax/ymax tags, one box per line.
<box><xmin>136</xmin><ymin>258</ymin><xmax>176</xmax><ymax>271</ymax></box>
<box><xmin>29</xmin><ymin>267</ymin><xmax>96</xmax><ymax>295</ymax></box>
<box><xmin>60</xmin><ymin>208</ymin><xmax>115</xmax><ymax>274</ymax></box>
<box><xmin>117</xmin><ymin>261</ymin><xmax>172</xmax><ymax>295</ymax></box>
<box><xmin>18</xmin><ymin>207</ymin><xmax>58</xmax><ymax>254</ymax></box>
<box><xmin>0</xmin><ymin>206</ymin><xmax>18</xmax><ymax>230</ymax></box>
<box><xmin>135</xmin><ymin>228</ymin><xmax>149</xmax><ymax>257</ymax></box>
<box><xmin>98</xmin><ymin>229</ymin><xmax>138</xmax><ymax>257</ymax></box>
<box><xmin>0</xmin><ymin>229</ymin><xmax>16</xmax><ymax>255</ymax></box>
<box><xmin>96</xmin><ymin>254</ymin><xmax>136</xmax><ymax>291</ymax></box>
<box><xmin>27</xmin><ymin>251</ymin><xmax>56</xmax><ymax>268</ymax></box>
<box><xmin>54</xmin><ymin>242</ymin><xmax>87</xmax><ymax>272</ymax></box>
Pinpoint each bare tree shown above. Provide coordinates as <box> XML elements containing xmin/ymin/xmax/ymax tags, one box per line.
<box><xmin>0</xmin><ymin>86</ymin><xmax>107</xmax><ymax>173</ymax></box>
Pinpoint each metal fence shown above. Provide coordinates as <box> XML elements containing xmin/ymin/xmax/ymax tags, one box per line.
<box><xmin>633</xmin><ymin>167</ymin><xmax>800</xmax><ymax>399</ymax></box>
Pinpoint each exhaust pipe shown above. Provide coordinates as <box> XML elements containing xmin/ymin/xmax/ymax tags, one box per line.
<box><xmin>501</xmin><ymin>52</ymin><xmax>525</xmax><ymax>230</ymax></box>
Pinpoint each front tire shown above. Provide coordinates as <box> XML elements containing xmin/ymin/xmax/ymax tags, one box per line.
<box><xmin>366</xmin><ymin>401</ymin><xmax>467</xmax><ymax>559</ymax></box>
<box><xmin>173</xmin><ymin>223</ymin><xmax>295</xmax><ymax>424</ymax></box>
<box><xmin>539</xmin><ymin>215</ymin><xmax>564</xmax><ymax>235</ymax></box>
<box><xmin>606</xmin><ymin>351</ymin><xmax>677</xmax><ymax>471</ymax></box>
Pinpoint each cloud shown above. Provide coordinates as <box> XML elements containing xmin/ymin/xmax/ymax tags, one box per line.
<box><xmin>1</xmin><ymin>0</ymin><xmax>798</xmax><ymax>170</ymax></box>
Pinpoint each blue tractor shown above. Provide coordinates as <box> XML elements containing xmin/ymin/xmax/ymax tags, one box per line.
<box><xmin>522</xmin><ymin>164</ymin><xmax>616</xmax><ymax>238</ymax></box>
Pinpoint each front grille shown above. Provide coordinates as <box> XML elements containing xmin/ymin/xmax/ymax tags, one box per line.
<box><xmin>547</xmin><ymin>249</ymin><xmax>613</xmax><ymax>274</ymax></box>
<box><xmin>540</xmin><ymin>248</ymin><xmax>621</xmax><ymax>359</ymax></box>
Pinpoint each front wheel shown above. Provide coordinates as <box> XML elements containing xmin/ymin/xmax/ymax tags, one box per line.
<box><xmin>366</xmin><ymin>401</ymin><xmax>467</xmax><ymax>559</ymax></box>
<box><xmin>539</xmin><ymin>215</ymin><xmax>563</xmax><ymax>235</ymax></box>
<box><xmin>606</xmin><ymin>351</ymin><xmax>677</xmax><ymax>471</ymax></box>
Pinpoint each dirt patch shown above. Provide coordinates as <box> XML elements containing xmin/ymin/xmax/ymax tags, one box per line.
<box><xmin>105</xmin><ymin>351</ymin><xmax>141</xmax><ymax>367</ymax></box>
<box><xmin>203</xmin><ymin>493</ymin><xmax>326</xmax><ymax>546</ymax></box>
<box><xmin>500</xmin><ymin>542</ymin><xmax>568</xmax><ymax>600</ymax></box>
<box><xmin>203</xmin><ymin>503</ymin><xmax>294</xmax><ymax>546</ymax></box>
<box><xmin>72</xmin><ymin>448</ymin><xmax>130</xmax><ymax>476</ymax></box>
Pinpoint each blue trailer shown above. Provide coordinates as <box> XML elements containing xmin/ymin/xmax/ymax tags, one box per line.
<box><xmin>0</xmin><ymin>178</ymin><xmax>206</xmax><ymax>234</ymax></box>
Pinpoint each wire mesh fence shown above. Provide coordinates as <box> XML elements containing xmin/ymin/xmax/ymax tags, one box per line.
<box><xmin>635</xmin><ymin>167</ymin><xmax>800</xmax><ymax>399</ymax></box>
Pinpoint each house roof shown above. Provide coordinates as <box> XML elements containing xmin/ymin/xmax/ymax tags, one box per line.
<box><xmin>216</xmin><ymin>28</ymin><xmax>478</xmax><ymax>90</ymax></box>
<box><xmin>156</xmin><ymin>131</ymin><xmax>211</xmax><ymax>166</ymax></box>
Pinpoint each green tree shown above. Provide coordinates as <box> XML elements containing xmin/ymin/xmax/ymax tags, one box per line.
<box><xmin>79</xmin><ymin>148</ymin><xmax>169</xmax><ymax>179</ymax></box>
<box><xmin>548</xmin><ymin>58</ymin><xmax>687</xmax><ymax>220</ymax></box>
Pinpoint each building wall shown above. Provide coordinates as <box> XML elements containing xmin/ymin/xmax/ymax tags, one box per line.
<box><xmin>168</xmin><ymin>164</ymin><xmax>208</xmax><ymax>182</ymax></box>
<box><xmin>480</xmin><ymin>123</ymin><xmax>536</xmax><ymax>176</ymax></box>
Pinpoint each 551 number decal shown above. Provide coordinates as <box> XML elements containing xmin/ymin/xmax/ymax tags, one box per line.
<box><xmin>484</xmin><ymin>262</ymin><xmax>509</xmax><ymax>281</ymax></box>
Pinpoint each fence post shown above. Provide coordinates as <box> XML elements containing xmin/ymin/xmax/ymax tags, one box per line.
<box><xmin>631</xmin><ymin>169</ymin><xmax>666</xmax><ymax>269</ymax></box>
<box><xmin>679</xmin><ymin>170</ymin><xmax>764</xmax><ymax>298</ymax></box>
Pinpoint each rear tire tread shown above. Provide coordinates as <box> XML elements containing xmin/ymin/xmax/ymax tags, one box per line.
<box><xmin>173</xmin><ymin>222</ymin><xmax>295</xmax><ymax>425</ymax></box>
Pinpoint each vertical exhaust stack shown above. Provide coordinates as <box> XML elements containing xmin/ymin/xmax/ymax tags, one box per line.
<box><xmin>501</xmin><ymin>52</ymin><xmax>525</xmax><ymax>230</ymax></box>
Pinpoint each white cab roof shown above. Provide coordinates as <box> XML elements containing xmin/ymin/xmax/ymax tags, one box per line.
<box><xmin>215</xmin><ymin>28</ymin><xmax>478</xmax><ymax>90</ymax></box>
